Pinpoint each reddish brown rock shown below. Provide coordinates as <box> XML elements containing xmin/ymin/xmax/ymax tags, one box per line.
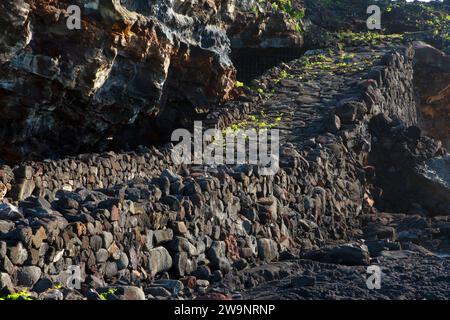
<box><xmin>110</xmin><ymin>205</ymin><xmax>120</xmax><ymax>222</ymax></box>
<box><xmin>32</xmin><ymin>227</ymin><xmax>47</xmax><ymax>249</ymax></box>
<box><xmin>181</xmin><ymin>276</ymin><xmax>197</xmax><ymax>289</ymax></box>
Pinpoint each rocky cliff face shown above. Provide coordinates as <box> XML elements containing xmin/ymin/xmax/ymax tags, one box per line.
<box><xmin>0</xmin><ymin>0</ymin><xmax>235</xmax><ymax>163</ymax></box>
<box><xmin>0</xmin><ymin>0</ymin><xmax>306</xmax><ymax>164</ymax></box>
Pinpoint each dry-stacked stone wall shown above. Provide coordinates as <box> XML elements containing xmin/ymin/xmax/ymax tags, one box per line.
<box><xmin>0</xmin><ymin>46</ymin><xmax>434</xmax><ymax>298</ymax></box>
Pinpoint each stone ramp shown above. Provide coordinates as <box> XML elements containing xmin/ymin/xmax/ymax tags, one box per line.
<box><xmin>0</xmin><ymin>40</ymin><xmax>449</xmax><ymax>300</ymax></box>
<box><xmin>235</xmin><ymin>39</ymin><xmax>416</xmax><ymax>152</ymax></box>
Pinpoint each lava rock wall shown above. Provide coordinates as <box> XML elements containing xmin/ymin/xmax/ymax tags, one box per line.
<box><xmin>1</xmin><ymin>46</ymin><xmax>439</xmax><ymax>291</ymax></box>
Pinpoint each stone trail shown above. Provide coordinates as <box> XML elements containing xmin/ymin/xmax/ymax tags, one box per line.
<box><xmin>243</xmin><ymin>42</ymin><xmax>402</xmax><ymax>149</ymax></box>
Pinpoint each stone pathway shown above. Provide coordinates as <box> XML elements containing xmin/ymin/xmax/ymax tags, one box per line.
<box><xmin>243</xmin><ymin>44</ymin><xmax>394</xmax><ymax>148</ymax></box>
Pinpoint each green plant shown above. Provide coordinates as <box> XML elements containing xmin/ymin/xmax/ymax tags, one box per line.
<box><xmin>235</xmin><ymin>81</ymin><xmax>245</xmax><ymax>88</ymax></box>
<box><xmin>224</xmin><ymin>111</ymin><xmax>284</xmax><ymax>135</ymax></box>
<box><xmin>0</xmin><ymin>290</ymin><xmax>33</xmax><ymax>301</ymax></box>
<box><xmin>258</xmin><ymin>0</ymin><xmax>305</xmax><ymax>33</ymax></box>
<box><xmin>99</xmin><ymin>288</ymin><xmax>117</xmax><ymax>300</ymax></box>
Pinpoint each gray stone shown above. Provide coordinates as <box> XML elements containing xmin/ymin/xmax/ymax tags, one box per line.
<box><xmin>148</xmin><ymin>246</ymin><xmax>173</xmax><ymax>276</ymax></box>
<box><xmin>39</xmin><ymin>289</ymin><xmax>64</xmax><ymax>300</ymax></box>
<box><xmin>90</xmin><ymin>235</ymin><xmax>103</xmax><ymax>251</ymax></box>
<box><xmin>105</xmin><ymin>261</ymin><xmax>118</xmax><ymax>278</ymax></box>
<box><xmin>117</xmin><ymin>253</ymin><xmax>129</xmax><ymax>270</ymax></box>
<box><xmin>302</xmin><ymin>243</ymin><xmax>370</xmax><ymax>266</ymax></box>
<box><xmin>212</xmin><ymin>257</ymin><xmax>231</xmax><ymax>274</ymax></box>
<box><xmin>0</xmin><ymin>221</ymin><xmax>14</xmax><ymax>234</ymax></box>
<box><xmin>168</xmin><ymin>236</ymin><xmax>197</xmax><ymax>256</ymax></box>
<box><xmin>145</xmin><ymin>286</ymin><xmax>172</xmax><ymax>298</ymax></box>
<box><xmin>192</xmin><ymin>265</ymin><xmax>211</xmax><ymax>280</ymax></box>
<box><xmin>239</xmin><ymin>247</ymin><xmax>256</xmax><ymax>259</ymax></box>
<box><xmin>0</xmin><ymin>255</ymin><xmax>15</xmax><ymax>274</ymax></box>
<box><xmin>0</xmin><ymin>241</ymin><xmax>6</xmax><ymax>259</ymax></box>
<box><xmin>18</xmin><ymin>266</ymin><xmax>42</xmax><ymax>287</ymax></box>
<box><xmin>173</xmin><ymin>252</ymin><xmax>189</xmax><ymax>277</ymax></box>
<box><xmin>102</xmin><ymin>231</ymin><xmax>114</xmax><ymax>249</ymax></box>
<box><xmin>22</xmin><ymin>196</ymin><xmax>52</xmax><ymax>210</ymax></box>
<box><xmin>161</xmin><ymin>169</ymin><xmax>180</xmax><ymax>183</ymax></box>
<box><xmin>117</xmin><ymin>286</ymin><xmax>146</xmax><ymax>300</ymax></box>
<box><xmin>0</xmin><ymin>273</ymin><xmax>13</xmax><ymax>292</ymax></box>
<box><xmin>153</xmin><ymin>229</ymin><xmax>173</xmax><ymax>245</ymax></box>
<box><xmin>152</xmin><ymin>279</ymin><xmax>184</xmax><ymax>295</ymax></box>
<box><xmin>0</xmin><ymin>203</ymin><xmax>23</xmax><ymax>220</ymax></box>
<box><xmin>122</xmin><ymin>200</ymin><xmax>136</xmax><ymax>215</ymax></box>
<box><xmin>64</xmin><ymin>289</ymin><xmax>85</xmax><ymax>300</ymax></box>
<box><xmin>145</xmin><ymin>230</ymin><xmax>154</xmax><ymax>250</ymax></box>
<box><xmin>86</xmin><ymin>275</ymin><xmax>106</xmax><ymax>289</ymax></box>
<box><xmin>11</xmin><ymin>179</ymin><xmax>36</xmax><ymax>201</ymax></box>
<box><xmin>207</xmin><ymin>241</ymin><xmax>226</xmax><ymax>262</ymax></box>
<box><xmin>96</xmin><ymin>248</ymin><xmax>109</xmax><ymax>263</ymax></box>
<box><xmin>196</xmin><ymin>279</ymin><xmax>210</xmax><ymax>288</ymax></box>
<box><xmin>32</xmin><ymin>278</ymin><xmax>54</xmax><ymax>294</ymax></box>
<box><xmin>13</xmin><ymin>165</ymin><xmax>33</xmax><ymax>180</ymax></box>
<box><xmin>257</xmin><ymin>238</ymin><xmax>279</xmax><ymax>262</ymax></box>
<box><xmin>8</xmin><ymin>242</ymin><xmax>28</xmax><ymax>265</ymax></box>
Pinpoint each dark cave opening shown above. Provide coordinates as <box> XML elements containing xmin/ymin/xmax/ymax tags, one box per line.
<box><xmin>231</xmin><ymin>47</ymin><xmax>306</xmax><ymax>83</ymax></box>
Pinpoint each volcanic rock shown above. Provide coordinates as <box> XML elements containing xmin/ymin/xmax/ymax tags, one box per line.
<box><xmin>302</xmin><ymin>243</ymin><xmax>370</xmax><ymax>266</ymax></box>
